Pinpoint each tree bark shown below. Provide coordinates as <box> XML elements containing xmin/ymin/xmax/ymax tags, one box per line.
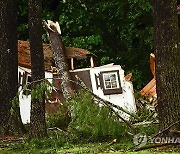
<box><xmin>43</xmin><ymin>20</ymin><xmax>74</xmax><ymax>101</ymax></box>
<box><xmin>0</xmin><ymin>0</ymin><xmax>25</xmax><ymax>137</ymax></box>
<box><xmin>153</xmin><ymin>0</ymin><xmax>180</xmax><ymax>132</ymax></box>
<box><xmin>29</xmin><ymin>0</ymin><xmax>47</xmax><ymax>138</ymax></box>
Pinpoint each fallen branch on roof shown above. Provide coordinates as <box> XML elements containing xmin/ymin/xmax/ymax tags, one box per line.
<box><xmin>18</xmin><ymin>76</ymin><xmax>138</xmax><ymax>132</ymax></box>
<box><xmin>74</xmin><ymin>75</ymin><xmax>140</xmax><ymax>120</ymax></box>
<box><xmin>20</xmin><ymin>77</ymin><xmax>139</xmax><ymax>121</ymax></box>
<box><xmin>50</xmin><ymin>78</ymin><xmax>137</xmax><ymax>131</ymax></box>
<box><xmin>74</xmin><ymin>75</ymin><xmax>136</xmax><ymax>132</ymax></box>
<box><xmin>95</xmin><ymin>96</ymin><xmax>136</xmax><ymax>131</ymax></box>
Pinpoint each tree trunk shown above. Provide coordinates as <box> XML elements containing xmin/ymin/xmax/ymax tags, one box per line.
<box><xmin>153</xmin><ymin>0</ymin><xmax>180</xmax><ymax>132</ymax></box>
<box><xmin>0</xmin><ymin>0</ymin><xmax>25</xmax><ymax>137</ymax></box>
<box><xmin>29</xmin><ymin>0</ymin><xmax>47</xmax><ymax>138</ymax></box>
<box><xmin>43</xmin><ymin>20</ymin><xmax>74</xmax><ymax>101</ymax></box>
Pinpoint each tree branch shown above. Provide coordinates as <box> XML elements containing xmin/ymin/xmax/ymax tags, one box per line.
<box><xmin>19</xmin><ymin>76</ymin><xmax>138</xmax><ymax>131</ymax></box>
<box><xmin>151</xmin><ymin>120</ymin><xmax>180</xmax><ymax>138</ymax></box>
<box><xmin>21</xmin><ymin>77</ymin><xmax>139</xmax><ymax>121</ymax></box>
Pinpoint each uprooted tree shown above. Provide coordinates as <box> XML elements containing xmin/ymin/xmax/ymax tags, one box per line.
<box><xmin>153</xmin><ymin>0</ymin><xmax>180</xmax><ymax>133</ymax></box>
<box><xmin>43</xmin><ymin>20</ymin><xmax>75</xmax><ymax>101</ymax></box>
<box><xmin>0</xmin><ymin>0</ymin><xmax>25</xmax><ymax>137</ymax></box>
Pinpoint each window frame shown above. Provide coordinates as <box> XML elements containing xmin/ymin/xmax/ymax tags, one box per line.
<box><xmin>100</xmin><ymin>70</ymin><xmax>122</xmax><ymax>95</ymax></box>
<box><xmin>26</xmin><ymin>74</ymin><xmax>32</xmax><ymax>91</ymax></box>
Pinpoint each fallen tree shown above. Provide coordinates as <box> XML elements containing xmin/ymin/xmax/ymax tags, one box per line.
<box><xmin>21</xmin><ymin>76</ymin><xmax>138</xmax><ymax>132</ymax></box>
<box><xmin>43</xmin><ymin>20</ymin><xmax>74</xmax><ymax>101</ymax></box>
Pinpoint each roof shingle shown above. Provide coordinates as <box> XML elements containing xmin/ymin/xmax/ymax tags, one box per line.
<box><xmin>18</xmin><ymin>40</ymin><xmax>93</xmax><ymax>70</ymax></box>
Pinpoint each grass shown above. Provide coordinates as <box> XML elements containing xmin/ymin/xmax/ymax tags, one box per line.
<box><xmin>0</xmin><ymin>138</ymin><xmax>180</xmax><ymax>154</ymax></box>
<box><xmin>1</xmin><ymin>91</ymin><xmax>178</xmax><ymax>153</ymax></box>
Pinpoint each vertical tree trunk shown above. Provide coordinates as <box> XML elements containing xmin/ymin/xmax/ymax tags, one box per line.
<box><xmin>43</xmin><ymin>21</ymin><xmax>74</xmax><ymax>101</ymax></box>
<box><xmin>0</xmin><ymin>0</ymin><xmax>24</xmax><ymax>137</ymax></box>
<box><xmin>29</xmin><ymin>0</ymin><xmax>47</xmax><ymax>138</ymax></box>
<box><xmin>153</xmin><ymin>0</ymin><xmax>180</xmax><ymax>131</ymax></box>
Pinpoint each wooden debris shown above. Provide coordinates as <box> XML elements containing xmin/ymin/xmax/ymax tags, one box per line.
<box><xmin>125</xmin><ymin>73</ymin><xmax>132</xmax><ymax>81</ymax></box>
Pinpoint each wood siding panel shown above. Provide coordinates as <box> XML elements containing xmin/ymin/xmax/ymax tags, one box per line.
<box><xmin>70</xmin><ymin>70</ymin><xmax>92</xmax><ymax>91</ymax></box>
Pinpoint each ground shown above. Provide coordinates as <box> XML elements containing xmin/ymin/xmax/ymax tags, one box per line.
<box><xmin>0</xmin><ymin>141</ymin><xmax>180</xmax><ymax>154</ymax></box>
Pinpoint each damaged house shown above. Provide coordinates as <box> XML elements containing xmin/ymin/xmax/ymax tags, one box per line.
<box><xmin>18</xmin><ymin>40</ymin><xmax>136</xmax><ymax>123</ymax></box>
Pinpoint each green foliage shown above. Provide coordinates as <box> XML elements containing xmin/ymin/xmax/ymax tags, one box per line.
<box><xmin>1</xmin><ymin>141</ymin><xmax>179</xmax><ymax>154</ymax></box>
<box><xmin>3</xmin><ymin>91</ymin><xmax>161</xmax><ymax>153</ymax></box>
<box><xmin>10</xmin><ymin>95</ymin><xmax>20</xmax><ymax>115</ymax></box>
<box><xmin>0</xmin><ymin>138</ymin><xmax>133</xmax><ymax>154</ymax></box>
<box><xmin>0</xmin><ymin>133</ymin><xmax>67</xmax><ymax>153</ymax></box>
<box><xmin>68</xmin><ymin>91</ymin><xmax>130</xmax><ymax>141</ymax></box>
<box><xmin>137</xmin><ymin>123</ymin><xmax>159</xmax><ymax>137</ymax></box>
<box><xmin>46</xmin><ymin>105</ymin><xmax>71</xmax><ymax>131</ymax></box>
<box><xmin>31</xmin><ymin>81</ymin><xmax>52</xmax><ymax>102</ymax></box>
<box><xmin>10</xmin><ymin>80</ymin><xmax>52</xmax><ymax>116</ymax></box>
<box><xmin>134</xmin><ymin>98</ymin><xmax>157</xmax><ymax>123</ymax></box>
<box><xmin>17</xmin><ymin>0</ymin><xmax>154</xmax><ymax>90</ymax></box>
<box><xmin>18</xmin><ymin>0</ymin><xmax>28</xmax><ymax>40</ymax></box>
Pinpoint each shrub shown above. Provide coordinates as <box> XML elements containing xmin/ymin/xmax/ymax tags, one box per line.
<box><xmin>68</xmin><ymin>91</ymin><xmax>130</xmax><ymax>142</ymax></box>
<box><xmin>46</xmin><ymin>104</ymin><xmax>71</xmax><ymax>131</ymax></box>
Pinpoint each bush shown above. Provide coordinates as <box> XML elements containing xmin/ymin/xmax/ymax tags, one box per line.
<box><xmin>46</xmin><ymin>104</ymin><xmax>71</xmax><ymax>131</ymax></box>
<box><xmin>68</xmin><ymin>91</ymin><xmax>131</xmax><ymax>142</ymax></box>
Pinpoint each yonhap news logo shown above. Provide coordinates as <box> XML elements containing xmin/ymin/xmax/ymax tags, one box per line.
<box><xmin>151</xmin><ymin>136</ymin><xmax>180</xmax><ymax>144</ymax></box>
<box><xmin>133</xmin><ymin>133</ymin><xmax>180</xmax><ymax>147</ymax></box>
<box><xmin>133</xmin><ymin>133</ymin><xmax>147</xmax><ymax>147</ymax></box>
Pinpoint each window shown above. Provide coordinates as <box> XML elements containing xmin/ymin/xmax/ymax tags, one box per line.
<box><xmin>100</xmin><ymin>70</ymin><xmax>122</xmax><ymax>95</ymax></box>
<box><xmin>27</xmin><ymin>75</ymin><xmax>32</xmax><ymax>83</ymax></box>
<box><xmin>22</xmin><ymin>75</ymin><xmax>32</xmax><ymax>95</ymax></box>
<box><xmin>27</xmin><ymin>75</ymin><xmax>32</xmax><ymax>90</ymax></box>
<box><xmin>103</xmin><ymin>73</ymin><xmax>119</xmax><ymax>89</ymax></box>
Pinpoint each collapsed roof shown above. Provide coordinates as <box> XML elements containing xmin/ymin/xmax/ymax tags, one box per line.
<box><xmin>18</xmin><ymin>40</ymin><xmax>93</xmax><ymax>70</ymax></box>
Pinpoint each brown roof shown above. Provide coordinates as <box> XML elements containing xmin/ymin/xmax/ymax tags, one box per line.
<box><xmin>18</xmin><ymin>40</ymin><xmax>93</xmax><ymax>70</ymax></box>
<box><xmin>18</xmin><ymin>41</ymin><xmax>32</xmax><ymax>68</ymax></box>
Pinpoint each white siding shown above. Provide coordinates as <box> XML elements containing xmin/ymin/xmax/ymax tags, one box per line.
<box><xmin>18</xmin><ymin>66</ymin><xmax>53</xmax><ymax>124</ymax></box>
<box><xmin>89</xmin><ymin>65</ymin><xmax>136</xmax><ymax>119</ymax></box>
<box><xmin>18</xmin><ymin>64</ymin><xmax>136</xmax><ymax>123</ymax></box>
